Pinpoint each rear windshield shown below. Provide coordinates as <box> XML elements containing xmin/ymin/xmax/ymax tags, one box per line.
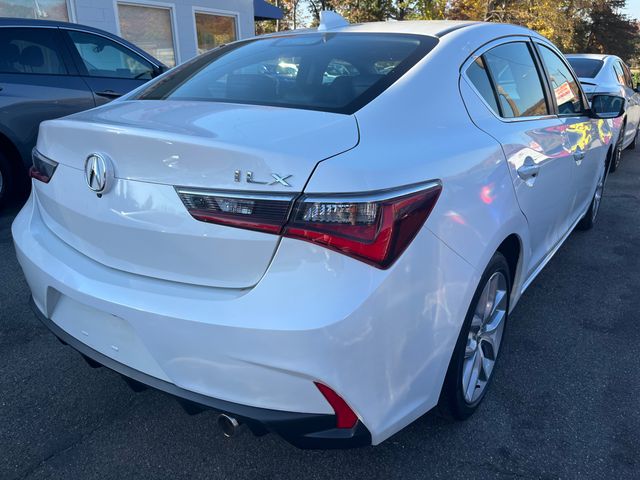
<box><xmin>567</xmin><ymin>58</ymin><xmax>604</xmax><ymax>79</ymax></box>
<box><xmin>136</xmin><ymin>33</ymin><xmax>438</xmax><ymax>114</ymax></box>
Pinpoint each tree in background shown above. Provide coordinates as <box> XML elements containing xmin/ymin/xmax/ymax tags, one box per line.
<box><xmin>258</xmin><ymin>0</ymin><xmax>639</xmax><ymax>62</ymax></box>
<box><xmin>256</xmin><ymin>0</ymin><xmax>307</xmax><ymax>34</ymax></box>
<box><xmin>445</xmin><ymin>0</ymin><xmax>638</xmax><ymax>61</ymax></box>
<box><xmin>573</xmin><ymin>0</ymin><xmax>639</xmax><ymax>61</ymax></box>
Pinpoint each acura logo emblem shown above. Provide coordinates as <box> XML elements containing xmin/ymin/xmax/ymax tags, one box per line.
<box><xmin>84</xmin><ymin>153</ymin><xmax>111</xmax><ymax>193</ymax></box>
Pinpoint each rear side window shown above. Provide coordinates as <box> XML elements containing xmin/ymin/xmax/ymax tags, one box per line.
<box><xmin>0</xmin><ymin>27</ymin><xmax>67</xmax><ymax>75</ymax></box>
<box><xmin>67</xmin><ymin>30</ymin><xmax>154</xmax><ymax>80</ymax></box>
<box><xmin>612</xmin><ymin>61</ymin><xmax>626</xmax><ymax>86</ymax></box>
<box><xmin>136</xmin><ymin>33</ymin><xmax>438</xmax><ymax>114</ymax></box>
<box><xmin>482</xmin><ymin>42</ymin><xmax>548</xmax><ymax>118</ymax></box>
<box><xmin>465</xmin><ymin>56</ymin><xmax>500</xmax><ymax>114</ymax></box>
<box><xmin>537</xmin><ymin>45</ymin><xmax>585</xmax><ymax>115</ymax></box>
<box><xmin>620</xmin><ymin>62</ymin><xmax>633</xmax><ymax>88</ymax></box>
<box><xmin>566</xmin><ymin>58</ymin><xmax>604</xmax><ymax>79</ymax></box>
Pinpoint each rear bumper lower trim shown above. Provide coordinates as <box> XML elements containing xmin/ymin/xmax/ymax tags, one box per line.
<box><xmin>30</xmin><ymin>297</ymin><xmax>372</xmax><ymax>449</ymax></box>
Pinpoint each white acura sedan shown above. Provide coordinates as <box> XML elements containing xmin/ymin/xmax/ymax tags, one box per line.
<box><xmin>566</xmin><ymin>53</ymin><xmax>640</xmax><ymax>172</ymax></box>
<box><xmin>13</xmin><ymin>18</ymin><xmax>624</xmax><ymax>448</ymax></box>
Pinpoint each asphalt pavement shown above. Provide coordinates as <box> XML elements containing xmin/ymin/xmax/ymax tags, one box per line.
<box><xmin>1</xmin><ymin>150</ymin><xmax>640</xmax><ymax>480</ymax></box>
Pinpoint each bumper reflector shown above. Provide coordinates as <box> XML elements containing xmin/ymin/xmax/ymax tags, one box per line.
<box><xmin>314</xmin><ymin>382</ymin><xmax>358</xmax><ymax>429</ymax></box>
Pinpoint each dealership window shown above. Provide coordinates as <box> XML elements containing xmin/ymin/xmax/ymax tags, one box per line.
<box><xmin>0</xmin><ymin>0</ymin><xmax>69</xmax><ymax>21</ymax></box>
<box><xmin>195</xmin><ymin>11</ymin><xmax>237</xmax><ymax>55</ymax></box>
<box><xmin>118</xmin><ymin>3</ymin><xmax>176</xmax><ymax>67</ymax></box>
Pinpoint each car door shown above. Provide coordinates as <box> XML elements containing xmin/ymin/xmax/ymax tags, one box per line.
<box><xmin>460</xmin><ymin>38</ymin><xmax>575</xmax><ymax>278</ymax></box>
<box><xmin>620</xmin><ymin>61</ymin><xmax>640</xmax><ymax>138</ymax></box>
<box><xmin>0</xmin><ymin>26</ymin><xmax>95</xmax><ymax>166</ymax></box>
<box><xmin>534</xmin><ymin>42</ymin><xmax>605</xmax><ymax>222</ymax></box>
<box><xmin>62</xmin><ymin>29</ymin><xmax>157</xmax><ymax>106</ymax></box>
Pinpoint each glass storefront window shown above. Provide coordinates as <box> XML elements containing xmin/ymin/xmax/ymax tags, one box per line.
<box><xmin>118</xmin><ymin>3</ymin><xmax>176</xmax><ymax>67</ymax></box>
<box><xmin>0</xmin><ymin>0</ymin><xmax>69</xmax><ymax>21</ymax></box>
<box><xmin>195</xmin><ymin>12</ymin><xmax>237</xmax><ymax>55</ymax></box>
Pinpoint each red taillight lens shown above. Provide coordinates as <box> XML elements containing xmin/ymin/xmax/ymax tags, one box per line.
<box><xmin>314</xmin><ymin>382</ymin><xmax>358</xmax><ymax>429</ymax></box>
<box><xmin>29</xmin><ymin>149</ymin><xmax>58</xmax><ymax>183</ymax></box>
<box><xmin>283</xmin><ymin>183</ymin><xmax>442</xmax><ymax>268</ymax></box>
<box><xmin>177</xmin><ymin>182</ymin><xmax>441</xmax><ymax>268</ymax></box>
<box><xmin>176</xmin><ymin>189</ymin><xmax>295</xmax><ymax>234</ymax></box>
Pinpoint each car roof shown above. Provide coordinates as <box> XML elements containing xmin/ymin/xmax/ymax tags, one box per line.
<box><xmin>322</xmin><ymin>20</ymin><xmax>480</xmax><ymax>36</ymax></box>
<box><xmin>565</xmin><ymin>53</ymin><xmax>613</xmax><ymax>61</ymax></box>
<box><xmin>0</xmin><ymin>17</ymin><xmax>165</xmax><ymax>67</ymax></box>
<box><xmin>277</xmin><ymin>20</ymin><xmax>539</xmax><ymax>38</ymax></box>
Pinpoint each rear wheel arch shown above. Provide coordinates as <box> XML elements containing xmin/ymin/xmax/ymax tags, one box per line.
<box><xmin>0</xmin><ymin>131</ymin><xmax>29</xmax><ymax>204</ymax></box>
<box><xmin>496</xmin><ymin>234</ymin><xmax>522</xmax><ymax>293</ymax></box>
<box><xmin>0</xmin><ymin>131</ymin><xmax>25</xmax><ymax>172</ymax></box>
<box><xmin>605</xmin><ymin>145</ymin><xmax>614</xmax><ymax>173</ymax></box>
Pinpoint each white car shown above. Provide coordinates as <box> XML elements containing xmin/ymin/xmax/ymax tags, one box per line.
<box><xmin>13</xmin><ymin>18</ymin><xmax>624</xmax><ymax>448</ymax></box>
<box><xmin>566</xmin><ymin>53</ymin><xmax>640</xmax><ymax>172</ymax></box>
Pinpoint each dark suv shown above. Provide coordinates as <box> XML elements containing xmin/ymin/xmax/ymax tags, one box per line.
<box><xmin>0</xmin><ymin>18</ymin><xmax>167</xmax><ymax>206</ymax></box>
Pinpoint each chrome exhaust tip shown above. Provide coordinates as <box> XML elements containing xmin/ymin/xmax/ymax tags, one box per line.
<box><xmin>218</xmin><ymin>414</ymin><xmax>240</xmax><ymax>438</ymax></box>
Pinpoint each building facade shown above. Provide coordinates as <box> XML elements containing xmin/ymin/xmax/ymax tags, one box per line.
<box><xmin>0</xmin><ymin>0</ymin><xmax>282</xmax><ymax>66</ymax></box>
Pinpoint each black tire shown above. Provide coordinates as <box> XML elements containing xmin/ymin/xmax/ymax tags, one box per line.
<box><xmin>0</xmin><ymin>150</ymin><xmax>13</xmax><ymax>209</ymax></box>
<box><xmin>628</xmin><ymin>126</ymin><xmax>638</xmax><ymax>150</ymax></box>
<box><xmin>610</xmin><ymin>129</ymin><xmax>624</xmax><ymax>173</ymax></box>
<box><xmin>577</xmin><ymin>168</ymin><xmax>605</xmax><ymax>231</ymax></box>
<box><xmin>438</xmin><ymin>252</ymin><xmax>511</xmax><ymax>420</ymax></box>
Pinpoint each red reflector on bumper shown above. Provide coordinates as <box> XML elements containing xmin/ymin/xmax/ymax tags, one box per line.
<box><xmin>314</xmin><ymin>382</ymin><xmax>358</xmax><ymax>429</ymax></box>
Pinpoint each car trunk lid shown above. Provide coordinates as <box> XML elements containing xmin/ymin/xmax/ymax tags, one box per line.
<box><xmin>34</xmin><ymin>100</ymin><xmax>359</xmax><ymax>288</ymax></box>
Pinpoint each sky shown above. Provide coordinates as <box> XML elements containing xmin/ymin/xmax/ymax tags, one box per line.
<box><xmin>625</xmin><ymin>0</ymin><xmax>640</xmax><ymax>20</ymax></box>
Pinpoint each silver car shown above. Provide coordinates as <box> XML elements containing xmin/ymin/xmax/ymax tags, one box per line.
<box><xmin>567</xmin><ymin>54</ymin><xmax>640</xmax><ymax>172</ymax></box>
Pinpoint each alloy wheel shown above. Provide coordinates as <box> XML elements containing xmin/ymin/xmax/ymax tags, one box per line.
<box><xmin>462</xmin><ymin>271</ymin><xmax>508</xmax><ymax>404</ymax></box>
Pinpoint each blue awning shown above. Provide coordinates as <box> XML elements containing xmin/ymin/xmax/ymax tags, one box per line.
<box><xmin>254</xmin><ymin>0</ymin><xmax>283</xmax><ymax>20</ymax></box>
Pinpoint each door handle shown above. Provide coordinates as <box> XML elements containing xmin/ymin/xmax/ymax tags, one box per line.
<box><xmin>517</xmin><ymin>158</ymin><xmax>540</xmax><ymax>181</ymax></box>
<box><xmin>574</xmin><ymin>151</ymin><xmax>586</xmax><ymax>163</ymax></box>
<box><xmin>95</xmin><ymin>90</ymin><xmax>123</xmax><ymax>99</ymax></box>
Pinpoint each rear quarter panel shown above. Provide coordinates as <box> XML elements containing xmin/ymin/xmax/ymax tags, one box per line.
<box><xmin>299</xmin><ymin>27</ymin><xmax>531</xmax><ymax>440</ymax></box>
<box><xmin>306</xmin><ymin>27</ymin><xmax>530</xmax><ymax>294</ymax></box>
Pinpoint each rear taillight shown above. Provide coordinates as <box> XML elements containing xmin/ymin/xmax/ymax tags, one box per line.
<box><xmin>29</xmin><ymin>149</ymin><xmax>58</xmax><ymax>183</ymax></box>
<box><xmin>176</xmin><ymin>188</ymin><xmax>294</xmax><ymax>234</ymax></box>
<box><xmin>284</xmin><ymin>182</ymin><xmax>442</xmax><ymax>268</ymax></box>
<box><xmin>177</xmin><ymin>181</ymin><xmax>441</xmax><ymax>268</ymax></box>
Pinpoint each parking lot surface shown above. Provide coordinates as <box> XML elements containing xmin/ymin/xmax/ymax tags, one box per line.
<box><xmin>1</xmin><ymin>151</ymin><xmax>639</xmax><ymax>480</ymax></box>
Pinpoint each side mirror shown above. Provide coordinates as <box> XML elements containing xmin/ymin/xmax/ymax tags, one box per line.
<box><xmin>153</xmin><ymin>65</ymin><xmax>168</xmax><ymax>77</ymax></box>
<box><xmin>590</xmin><ymin>94</ymin><xmax>625</xmax><ymax>119</ymax></box>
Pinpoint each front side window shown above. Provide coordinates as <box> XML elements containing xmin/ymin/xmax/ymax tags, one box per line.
<box><xmin>117</xmin><ymin>3</ymin><xmax>176</xmax><ymax>67</ymax></box>
<box><xmin>537</xmin><ymin>45</ymin><xmax>584</xmax><ymax>115</ymax></box>
<box><xmin>0</xmin><ymin>27</ymin><xmax>67</xmax><ymax>75</ymax></box>
<box><xmin>0</xmin><ymin>0</ymin><xmax>69</xmax><ymax>21</ymax></box>
<box><xmin>68</xmin><ymin>30</ymin><xmax>154</xmax><ymax>79</ymax></box>
<box><xmin>482</xmin><ymin>42</ymin><xmax>548</xmax><ymax>118</ymax></box>
<box><xmin>195</xmin><ymin>12</ymin><xmax>237</xmax><ymax>55</ymax></box>
<box><xmin>137</xmin><ymin>33</ymin><xmax>438</xmax><ymax>114</ymax></box>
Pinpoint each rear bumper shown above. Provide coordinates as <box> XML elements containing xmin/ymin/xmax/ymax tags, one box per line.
<box><xmin>13</xmin><ymin>190</ymin><xmax>478</xmax><ymax>446</ymax></box>
<box><xmin>30</xmin><ymin>297</ymin><xmax>371</xmax><ymax>449</ymax></box>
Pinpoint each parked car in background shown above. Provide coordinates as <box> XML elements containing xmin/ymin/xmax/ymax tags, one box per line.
<box><xmin>0</xmin><ymin>18</ymin><xmax>167</xmax><ymax>207</ymax></box>
<box><xmin>566</xmin><ymin>54</ymin><xmax>640</xmax><ymax>172</ymax></box>
<box><xmin>13</xmin><ymin>18</ymin><xmax>624</xmax><ymax>448</ymax></box>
